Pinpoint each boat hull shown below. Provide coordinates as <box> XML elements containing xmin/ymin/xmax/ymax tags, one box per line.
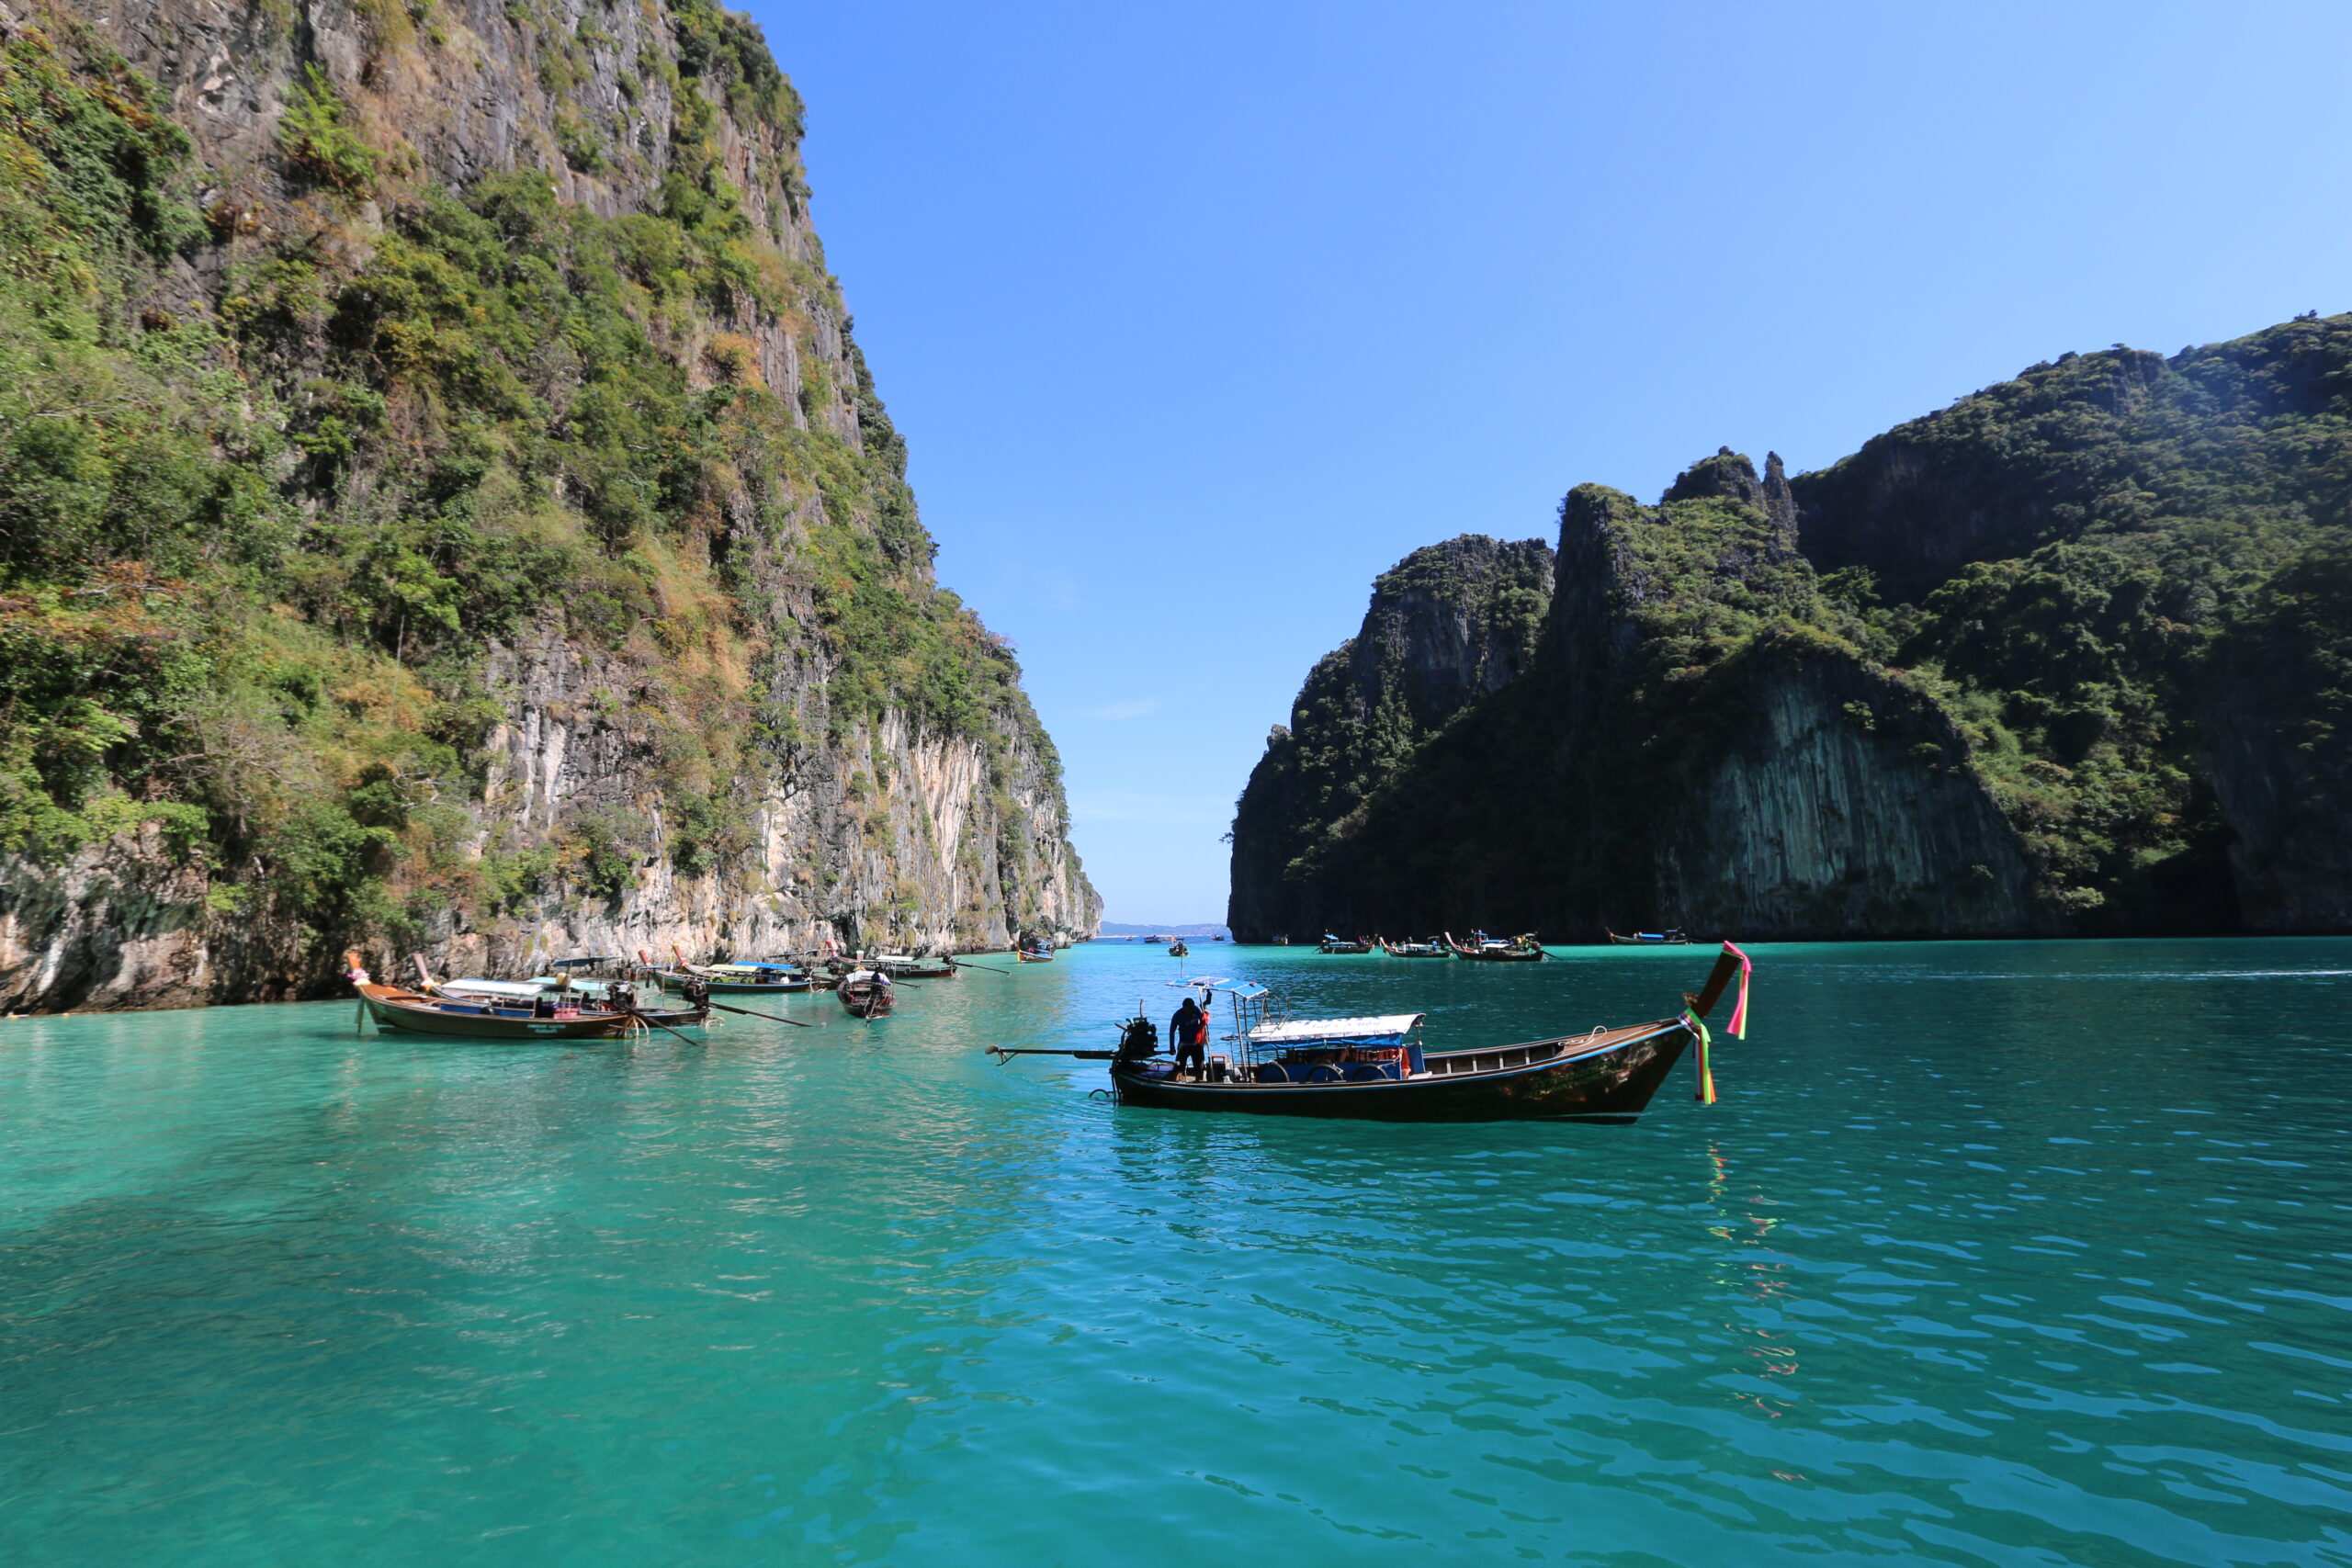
<box><xmin>838</xmin><ymin>983</ymin><xmax>896</xmax><ymax>1018</ymax></box>
<box><xmin>362</xmin><ymin>989</ymin><xmax>633</xmax><ymax>1041</ymax></box>
<box><xmin>1109</xmin><ymin>1021</ymin><xmax>1691</xmax><ymax>1122</ymax></box>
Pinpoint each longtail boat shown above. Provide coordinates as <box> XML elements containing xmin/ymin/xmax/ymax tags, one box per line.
<box><xmin>1445</xmin><ymin>931</ymin><xmax>1545</xmax><ymax>961</ymax></box>
<box><xmin>867</xmin><ymin>953</ymin><xmax>957</xmax><ymax>979</ymax></box>
<box><xmin>989</xmin><ymin>944</ymin><xmax>1752</xmax><ymax>1122</ymax></box>
<box><xmin>658</xmin><ymin>947</ymin><xmax>814</xmax><ymax>993</ymax></box>
<box><xmin>838</xmin><ymin>969</ymin><xmax>897</xmax><ymax>1018</ymax></box>
<box><xmin>346</xmin><ymin>953</ymin><xmax>706</xmax><ymax>1041</ymax></box>
<box><xmin>1317</xmin><ymin>934</ymin><xmax>1376</xmax><ymax>954</ymax></box>
<box><xmin>1383</xmin><ymin>937</ymin><xmax>1450</xmax><ymax>958</ymax></box>
<box><xmin>1016</xmin><ymin>944</ymin><xmax>1055</xmax><ymax>963</ymax></box>
<box><xmin>1608</xmin><ymin>929</ymin><xmax>1689</xmax><ymax>945</ymax></box>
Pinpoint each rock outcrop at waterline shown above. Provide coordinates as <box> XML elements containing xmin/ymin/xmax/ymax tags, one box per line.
<box><xmin>0</xmin><ymin>0</ymin><xmax>1095</xmax><ymax>1012</ymax></box>
<box><xmin>1232</xmin><ymin>317</ymin><xmax>2352</xmax><ymax>941</ymax></box>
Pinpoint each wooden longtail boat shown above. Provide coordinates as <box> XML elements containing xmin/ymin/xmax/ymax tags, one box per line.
<box><xmin>1608</xmin><ymin>929</ymin><xmax>1689</xmax><ymax>945</ymax></box>
<box><xmin>838</xmin><ymin>970</ymin><xmax>897</xmax><ymax>1018</ymax></box>
<box><xmin>347</xmin><ymin>954</ymin><xmax>706</xmax><ymax>1041</ymax></box>
<box><xmin>656</xmin><ymin>947</ymin><xmax>814</xmax><ymax>993</ymax></box>
<box><xmin>1383</xmin><ymin>938</ymin><xmax>1450</xmax><ymax>958</ymax></box>
<box><xmin>1318</xmin><ymin>935</ymin><xmax>1376</xmax><ymax>954</ymax></box>
<box><xmin>1016</xmin><ymin>946</ymin><xmax>1055</xmax><ymax>963</ymax></box>
<box><xmin>989</xmin><ymin>945</ymin><xmax>1750</xmax><ymax>1122</ymax></box>
<box><xmin>868</xmin><ymin>953</ymin><xmax>957</xmax><ymax>979</ymax></box>
<box><xmin>1445</xmin><ymin>931</ymin><xmax>1545</xmax><ymax>961</ymax></box>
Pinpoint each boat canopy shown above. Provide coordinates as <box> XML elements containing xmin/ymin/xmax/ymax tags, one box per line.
<box><xmin>549</xmin><ymin>956</ymin><xmax>621</xmax><ymax>967</ymax></box>
<box><xmin>1247</xmin><ymin>1013</ymin><xmax>1424</xmax><ymax>1047</ymax></box>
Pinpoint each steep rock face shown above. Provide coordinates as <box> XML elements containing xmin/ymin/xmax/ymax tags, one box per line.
<box><xmin>1227</xmin><ymin>535</ymin><xmax>1550</xmax><ymax>941</ymax></box>
<box><xmin>1651</xmin><ymin>646</ymin><xmax>2044</xmax><ymax>936</ymax></box>
<box><xmin>1231</xmin><ymin>453</ymin><xmax>2055</xmax><ymax>942</ymax></box>
<box><xmin>1232</xmin><ymin>316</ymin><xmax>2352</xmax><ymax>942</ymax></box>
<box><xmin>0</xmin><ymin>0</ymin><xmax>1094</xmax><ymax>1011</ymax></box>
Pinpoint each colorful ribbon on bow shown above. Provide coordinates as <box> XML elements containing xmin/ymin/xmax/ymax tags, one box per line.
<box><xmin>1681</xmin><ymin>1009</ymin><xmax>1715</xmax><ymax>1103</ymax></box>
<box><xmin>1722</xmin><ymin>940</ymin><xmax>1752</xmax><ymax>1039</ymax></box>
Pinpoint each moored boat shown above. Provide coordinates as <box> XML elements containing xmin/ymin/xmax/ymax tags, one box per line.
<box><xmin>657</xmin><ymin>950</ymin><xmax>814</xmax><ymax>993</ymax></box>
<box><xmin>838</xmin><ymin>969</ymin><xmax>897</xmax><ymax>1018</ymax></box>
<box><xmin>1383</xmin><ymin>937</ymin><xmax>1450</xmax><ymax>958</ymax></box>
<box><xmin>347</xmin><ymin>953</ymin><xmax>705</xmax><ymax>1041</ymax></box>
<box><xmin>990</xmin><ymin>944</ymin><xmax>1751</xmax><ymax>1122</ymax></box>
<box><xmin>866</xmin><ymin>953</ymin><xmax>957</xmax><ymax>979</ymax></box>
<box><xmin>1317</xmin><ymin>934</ymin><xmax>1376</xmax><ymax>954</ymax></box>
<box><xmin>1607</xmin><ymin>928</ymin><xmax>1690</xmax><ymax>945</ymax></box>
<box><xmin>1445</xmin><ymin>931</ymin><xmax>1545</xmax><ymax>961</ymax></box>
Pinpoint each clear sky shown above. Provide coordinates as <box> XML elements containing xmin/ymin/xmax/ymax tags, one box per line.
<box><xmin>738</xmin><ymin>0</ymin><xmax>2351</xmax><ymax>926</ymax></box>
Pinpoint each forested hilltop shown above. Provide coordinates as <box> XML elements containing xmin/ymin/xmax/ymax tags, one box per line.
<box><xmin>0</xmin><ymin>0</ymin><xmax>1095</xmax><ymax>1011</ymax></box>
<box><xmin>1231</xmin><ymin>316</ymin><xmax>2352</xmax><ymax>942</ymax></box>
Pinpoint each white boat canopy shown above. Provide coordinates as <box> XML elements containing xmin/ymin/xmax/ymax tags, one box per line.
<box><xmin>1246</xmin><ymin>1013</ymin><xmax>1425</xmax><ymax>1045</ymax></box>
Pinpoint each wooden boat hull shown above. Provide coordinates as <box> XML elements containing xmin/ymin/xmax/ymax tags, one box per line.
<box><xmin>362</xmin><ymin>986</ymin><xmax>638</xmax><ymax>1041</ymax></box>
<box><xmin>1384</xmin><ymin>945</ymin><xmax>1450</xmax><ymax>958</ymax></box>
<box><xmin>1607</xmin><ymin>931</ymin><xmax>1689</xmax><ymax>946</ymax></box>
<box><xmin>838</xmin><ymin>983</ymin><xmax>896</xmax><ymax>1018</ymax></box>
<box><xmin>1016</xmin><ymin>952</ymin><xmax>1054</xmax><ymax>964</ymax></box>
<box><xmin>1109</xmin><ymin>1020</ymin><xmax>1692</xmax><ymax>1122</ymax></box>
<box><xmin>1451</xmin><ymin>947</ymin><xmax>1545</xmax><ymax>961</ymax></box>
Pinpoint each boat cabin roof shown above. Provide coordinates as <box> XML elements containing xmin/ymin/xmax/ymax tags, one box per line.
<box><xmin>1246</xmin><ymin>1012</ymin><xmax>1424</xmax><ymax>1045</ymax></box>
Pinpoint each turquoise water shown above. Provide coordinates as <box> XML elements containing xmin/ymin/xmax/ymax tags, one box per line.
<box><xmin>5</xmin><ymin>940</ymin><xmax>2350</xmax><ymax>1565</ymax></box>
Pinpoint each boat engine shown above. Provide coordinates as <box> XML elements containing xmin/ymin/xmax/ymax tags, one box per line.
<box><xmin>1114</xmin><ymin>1016</ymin><xmax>1159</xmax><ymax>1061</ymax></box>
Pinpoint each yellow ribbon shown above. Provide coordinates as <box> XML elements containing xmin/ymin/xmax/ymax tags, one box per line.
<box><xmin>1682</xmin><ymin>1009</ymin><xmax>1716</xmax><ymax>1105</ymax></box>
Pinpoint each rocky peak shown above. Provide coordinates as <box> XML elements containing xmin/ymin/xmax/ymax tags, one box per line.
<box><xmin>1662</xmin><ymin>446</ymin><xmax>1767</xmax><ymax>508</ymax></box>
<box><xmin>1340</xmin><ymin>535</ymin><xmax>1555</xmax><ymax>733</ymax></box>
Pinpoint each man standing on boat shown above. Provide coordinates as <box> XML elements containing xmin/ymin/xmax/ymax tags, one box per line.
<box><xmin>1168</xmin><ymin>994</ymin><xmax>1210</xmax><ymax>1078</ymax></box>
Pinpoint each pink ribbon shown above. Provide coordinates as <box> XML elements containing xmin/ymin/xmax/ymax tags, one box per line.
<box><xmin>1722</xmin><ymin>941</ymin><xmax>1752</xmax><ymax>1039</ymax></box>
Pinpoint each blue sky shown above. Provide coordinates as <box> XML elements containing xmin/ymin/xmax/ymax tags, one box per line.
<box><xmin>739</xmin><ymin>0</ymin><xmax>2352</xmax><ymax>925</ymax></box>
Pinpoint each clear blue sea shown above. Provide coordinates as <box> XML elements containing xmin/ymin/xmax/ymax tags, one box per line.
<box><xmin>4</xmin><ymin>939</ymin><xmax>2349</xmax><ymax>1565</ymax></box>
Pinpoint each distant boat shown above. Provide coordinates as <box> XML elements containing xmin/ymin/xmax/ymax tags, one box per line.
<box><xmin>1445</xmin><ymin>931</ymin><xmax>1545</xmax><ymax>962</ymax></box>
<box><xmin>1318</xmin><ymin>934</ymin><xmax>1376</xmax><ymax>954</ymax></box>
<box><xmin>1169</xmin><ymin>940</ymin><xmax>1190</xmax><ymax>957</ymax></box>
<box><xmin>1016</xmin><ymin>941</ymin><xmax>1055</xmax><ymax>963</ymax></box>
<box><xmin>1383</xmin><ymin>938</ymin><xmax>1450</xmax><ymax>958</ymax></box>
<box><xmin>1607</xmin><ymin>929</ymin><xmax>1690</xmax><ymax>946</ymax></box>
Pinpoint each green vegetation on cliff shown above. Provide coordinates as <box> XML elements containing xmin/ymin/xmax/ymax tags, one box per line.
<box><xmin>1233</xmin><ymin>318</ymin><xmax>2352</xmax><ymax>939</ymax></box>
<box><xmin>0</xmin><ymin>4</ymin><xmax>1069</xmax><ymax>977</ymax></box>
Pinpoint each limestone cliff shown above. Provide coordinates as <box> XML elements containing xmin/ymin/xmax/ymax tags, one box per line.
<box><xmin>0</xmin><ymin>0</ymin><xmax>1095</xmax><ymax>1011</ymax></box>
<box><xmin>1230</xmin><ymin>453</ymin><xmax>2049</xmax><ymax>942</ymax></box>
<box><xmin>1232</xmin><ymin>317</ymin><xmax>2352</xmax><ymax>941</ymax></box>
<box><xmin>1227</xmin><ymin>535</ymin><xmax>1550</xmax><ymax>940</ymax></box>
